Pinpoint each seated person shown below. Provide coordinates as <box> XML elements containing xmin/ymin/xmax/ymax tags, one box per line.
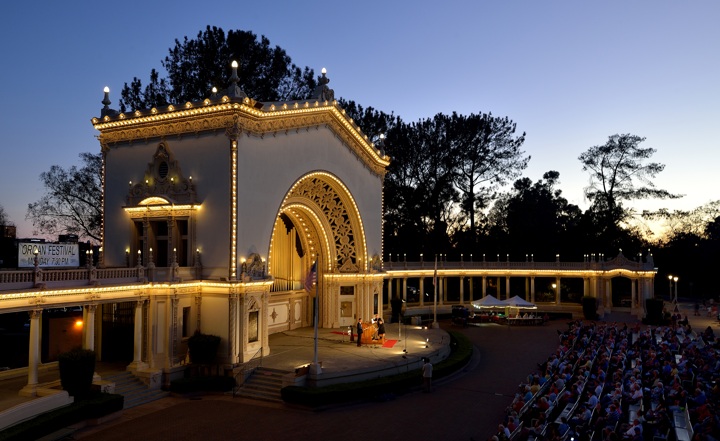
<box><xmin>376</xmin><ymin>318</ymin><xmax>385</xmax><ymax>341</ymax></box>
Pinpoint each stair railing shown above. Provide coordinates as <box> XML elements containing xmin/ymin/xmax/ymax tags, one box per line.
<box><xmin>232</xmin><ymin>348</ymin><xmax>263</xmax><ymax>397</ymax></box>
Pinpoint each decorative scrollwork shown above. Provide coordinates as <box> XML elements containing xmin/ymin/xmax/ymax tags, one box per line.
<box><xmin>289</xmin><ymin>176</ymin><xmax>360</xmax><ymax>272</ymax></box>
<box><xmin>127</xmin><ymin>142</ymin><xmax>197</xmax><ymax>206</ymax></box>
<box><xmin>244</xmin><ymin>253</ymin><xmax>266</xmax><ymax>280</ymax></box>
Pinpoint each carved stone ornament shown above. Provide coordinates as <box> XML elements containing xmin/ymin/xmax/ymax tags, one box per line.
<box><xmin>370</xmin><ymin>254</ymin><xmax>383</xmax><ymax>272</ymax></box>
<box><xmin>127</xmin><ymin>142</ymin><xmax>197</xmax><ymax>206</ymax></box>
<box><xmin>244</xmin><ymin>253</ymin><xmax>266</xmax><ymax>280</ymax></box>
<box><xmin>246</xmin><ymin>295</ymin><xmax>259</xmax><ymax>311</ymax></box>
<box><xmin>288</xmin><ymin>175</ymin><xmax>362</xmax><ymax>273</ymax></box>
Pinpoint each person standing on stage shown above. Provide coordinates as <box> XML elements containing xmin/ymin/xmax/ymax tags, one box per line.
<box><xmin>356</xmin><ymin>318</ymin><xmax>363</xmax><ymax>347</ymax></box>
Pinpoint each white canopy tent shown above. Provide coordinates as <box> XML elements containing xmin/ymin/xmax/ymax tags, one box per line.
<box><xmin>504</xmin><ymin>295</ymin><xmax>537</xmax><ymax>309</ymax></box>
<box><xmin>471</xmin><ymin>294</ymin><xmax>507</xmax><ymax>309</ymax></box>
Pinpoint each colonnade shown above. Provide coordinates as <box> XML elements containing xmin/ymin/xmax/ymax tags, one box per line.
<box><xmin>20</xmin><ymin>304</ymin><xmax>103</xmax><ymax>396</ymax></box>
<box><xmin>384</xmin><ymin>269</ymin><xmax>655</xmax><ymax>311</ymax></box>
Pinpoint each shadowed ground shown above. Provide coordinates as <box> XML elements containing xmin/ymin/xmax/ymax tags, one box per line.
<box><xmin>68</xmin><ymin>304</ymin><xmax>717</xmax><ymax>441</ymax></box>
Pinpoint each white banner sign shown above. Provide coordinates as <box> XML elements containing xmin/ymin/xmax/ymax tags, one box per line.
<box><xmin>18</xmin><ymin>243</ymin><xmax>80</xmax><ymax>268</ymax></box>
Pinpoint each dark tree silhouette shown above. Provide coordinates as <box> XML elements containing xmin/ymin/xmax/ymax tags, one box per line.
<box><xmin>119</xmin><ymin>26</ymin><xmax>317</xmax><ymax>111</ymax></box>
<box><xmin>27</xmin><ymin>153</ymin><xmax>102</xmax><ymax>241</ymax></box>
<box><xmin>579</xmin><ymin>134</ymin><xmax>681</xmax><ymax>250</ymax></box>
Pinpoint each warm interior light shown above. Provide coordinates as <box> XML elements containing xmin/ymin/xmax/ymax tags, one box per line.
<box><xmin>75</xmin><ymin>320</ymin><xmax>83</xmax><ymax>328</ymax></box>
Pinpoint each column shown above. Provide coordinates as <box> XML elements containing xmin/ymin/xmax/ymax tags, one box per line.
<box><xmin>631</xmin><ymin>279</ymin><xmax>637</xmax><ymax>309</ymax></box>
<box><xmin>171</xmin><ymin>297</ymin><xmax>179</xmax><ymax>367</ymax></box>
<box><xmin>142</xmin><ymin>218</ymin><xmax>150</xmax><ymax>266</ymax></box>
<box><xmin>439</xmin><ymin>277</ymin><xmax>445</xmax><ymax>305</ymax></box>
<box><xmin>525</xmin><ymin>278</ymin><xmax>529</xmax><ymax>300</ymax></box>
<box><xmin>482</xmin><ymin>276</ymin><xmax>487</xmax><ymax>297</ymax></box>
<box><xmin>469</xmin><ymin>277</ymin><xmax>474</xmax><ymax>301</ymax></box>
<box><xmin>505</xmin><ymin>276</ymin><xmax>511</xmax><ymax>300</ymax></box>
<box><xmin>459</xmin><ymin>276</ymin><xmax>465</xmax><ymax>305</ymax></box>
<box><xmin>402</xmin><ymin>278</ymin><xmax>408</xmax><ymax>303</ymax></box>
<box><xmin>127</xmin><ymin>301</ymin><xmax>147</xmax><ymax>371</ymax></box>
<box><xmin>228</xmin><ymin>295</ymin><xmax>238</xmax><ymax>364</ymax></box>
<box><xmin>555</xmin><ymin>277</ymin><xmax>561</xmax><ymax>305</ymax></box>
<box><xmin>605</xmin><ymin>279</ymin><xmax>612</xmax><ymax>308</ymax></box>
<box><xmin>167</xmin><ymin>218</ymin><xmax>175</xmax><ymax>268</ymax></box>
<box><xmin>419</xmin><ymin>277</ymin><xmax>425</xmax><ymax>306</ymax></box>
<box><xmin>83</xmin><ymin>305</ymin><xmax>96</xmax><ymax>351</ymax></box>
<box><xmin>496</xmin><ymin>277</ymin><xmax>501</xmax><ymax>298</ymax></box>
<box><xmin>530</xmin><ymin>277</ymin><xmax>536</xmax><ymax>303</ymax></box>
<box><xmin>20</xmin><ymin>309</ymin><xmax>42</xmax><ymax>397</ymax></box>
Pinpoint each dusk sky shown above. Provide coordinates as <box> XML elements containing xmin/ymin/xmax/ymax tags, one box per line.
<box><xmin>1</xmin><ymin>1</ymin><xmax>718</xmax><ymax>241</ymax></box>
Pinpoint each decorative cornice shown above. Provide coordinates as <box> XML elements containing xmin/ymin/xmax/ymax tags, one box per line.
<box><xmin>92</xmin><ymin>99</ymin><xmax>390</xmax><ymax>177</ymax></box>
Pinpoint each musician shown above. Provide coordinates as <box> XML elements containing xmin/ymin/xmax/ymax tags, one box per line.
<box><xmin>377</xmin><ymin>318</ymin><xmax>386</xmax><ymax>341</ymax></box>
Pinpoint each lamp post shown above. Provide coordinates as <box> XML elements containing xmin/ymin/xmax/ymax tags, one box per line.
<box><xmin>673</xmin><ymin>276</ymin><xmax>678</xmax><ymax>303</ymax></box>
<box><xmin>668</xmin><ymin>275</ymin><xmax>673</xmax><ymax>301</ymax></box>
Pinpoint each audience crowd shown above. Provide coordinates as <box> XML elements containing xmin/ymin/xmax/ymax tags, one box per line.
<box><xmin>491</xmin><ymin>314</ymin><xmax>719</xmax><ymax>441</ymax></box>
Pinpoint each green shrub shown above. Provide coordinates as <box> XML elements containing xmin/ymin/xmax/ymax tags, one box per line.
<box><xmin>58</xmin><ymin>347</ymin><xmax>96</xmax><ymax>398</ymax></box>
<box><xmin>581</xmin><ymin>296</ymin><xmax>598</xmax><ymax>320</ymax></box>
<box><xmin>187</xmin><ymin>331</ymin><xmax>221</xmax><ymax>365</ymax></box>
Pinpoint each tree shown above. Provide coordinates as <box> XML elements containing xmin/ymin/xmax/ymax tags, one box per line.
<box><xmin>650</xmin><ymin>201</ymin><xmax>720</xmax><ymax>298</ymax></box>
<box><xmin>382</xmin><ymin>115</ymin><xmax>462</xmax><ymax>256</ymax></box>
<box><xmin>488</xmin><ymin>171</ymin><xmax>582</xmax><ymax>260</ymax></box>
<box><xmin>27</xmin><ymin>153</ymin><xmax>102</xmax><ymax>241</ymax></box>
<box><xmin>648</xmin><ymin>200</ymin><xmax>720</xmax><ymax>242</ymax></box>
<box><xmin>119</xmin><ymin>26</ymin><xmax>317</xmax><ymax>111</ymax></box>
<box><xmin>0</xmin><ymin>204</ymin><xmax>11</xmax><ymax>226</ymax></box>
<box><xmin>453</xmin><ymin>112</ymin><xmax>528</xmax><ymax>238</ymax></box>
<box><xmin>578</xmin><ymin>134</ymin><xmax>682</xmax><ymax>247</ymax></box>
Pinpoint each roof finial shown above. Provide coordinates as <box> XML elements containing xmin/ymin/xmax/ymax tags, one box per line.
<box><xmin>226</xmin><ymin>60</ymin><xmax>247</xmax><ymax>99</ymax></box>
<box><xmin>377</xmin><ymin>133</ymin><xmax>386</xmax><ymax>156</ymax></box>
<box><xmin>312</xmin><ymin>67</ymin><xmax>334</xmax><ymax>101</ymax></box>
<box><xmin>101</xmin><ymin>86</ymin><xmax>117</xmax><ymax>117</ymax></box>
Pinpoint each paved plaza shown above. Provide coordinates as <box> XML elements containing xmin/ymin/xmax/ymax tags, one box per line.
<box><xmin>4</xmin><ymin>302</ymin><xmax>718</xmax><ymax>441</ymax></box>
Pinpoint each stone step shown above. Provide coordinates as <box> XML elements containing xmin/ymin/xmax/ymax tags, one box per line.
<box><xmin>102</xmin><ymin>371</ymin><xmax>169</xmax><ymax>409</ymax></box>
<box><xmin>235</xmin><ymin>367</ymin><xmax>289</xmax><ymax>403</ymax></box>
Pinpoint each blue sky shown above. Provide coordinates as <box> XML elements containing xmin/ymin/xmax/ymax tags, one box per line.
<box><xmin>1</xmin><ymin>1</ymin><xmax>718</xmax><ymax>240</ymax></box>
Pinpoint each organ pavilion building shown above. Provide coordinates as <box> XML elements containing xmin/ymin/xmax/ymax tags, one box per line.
<box><xmin>94</xmin><ymin>63</ymin><xmax>389</xmax><ymax>380</ymax></box>
<box><xmin>0</xmin><ymin>62</ymin><xmax>658</xmax><ymax>420</ymax></box>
